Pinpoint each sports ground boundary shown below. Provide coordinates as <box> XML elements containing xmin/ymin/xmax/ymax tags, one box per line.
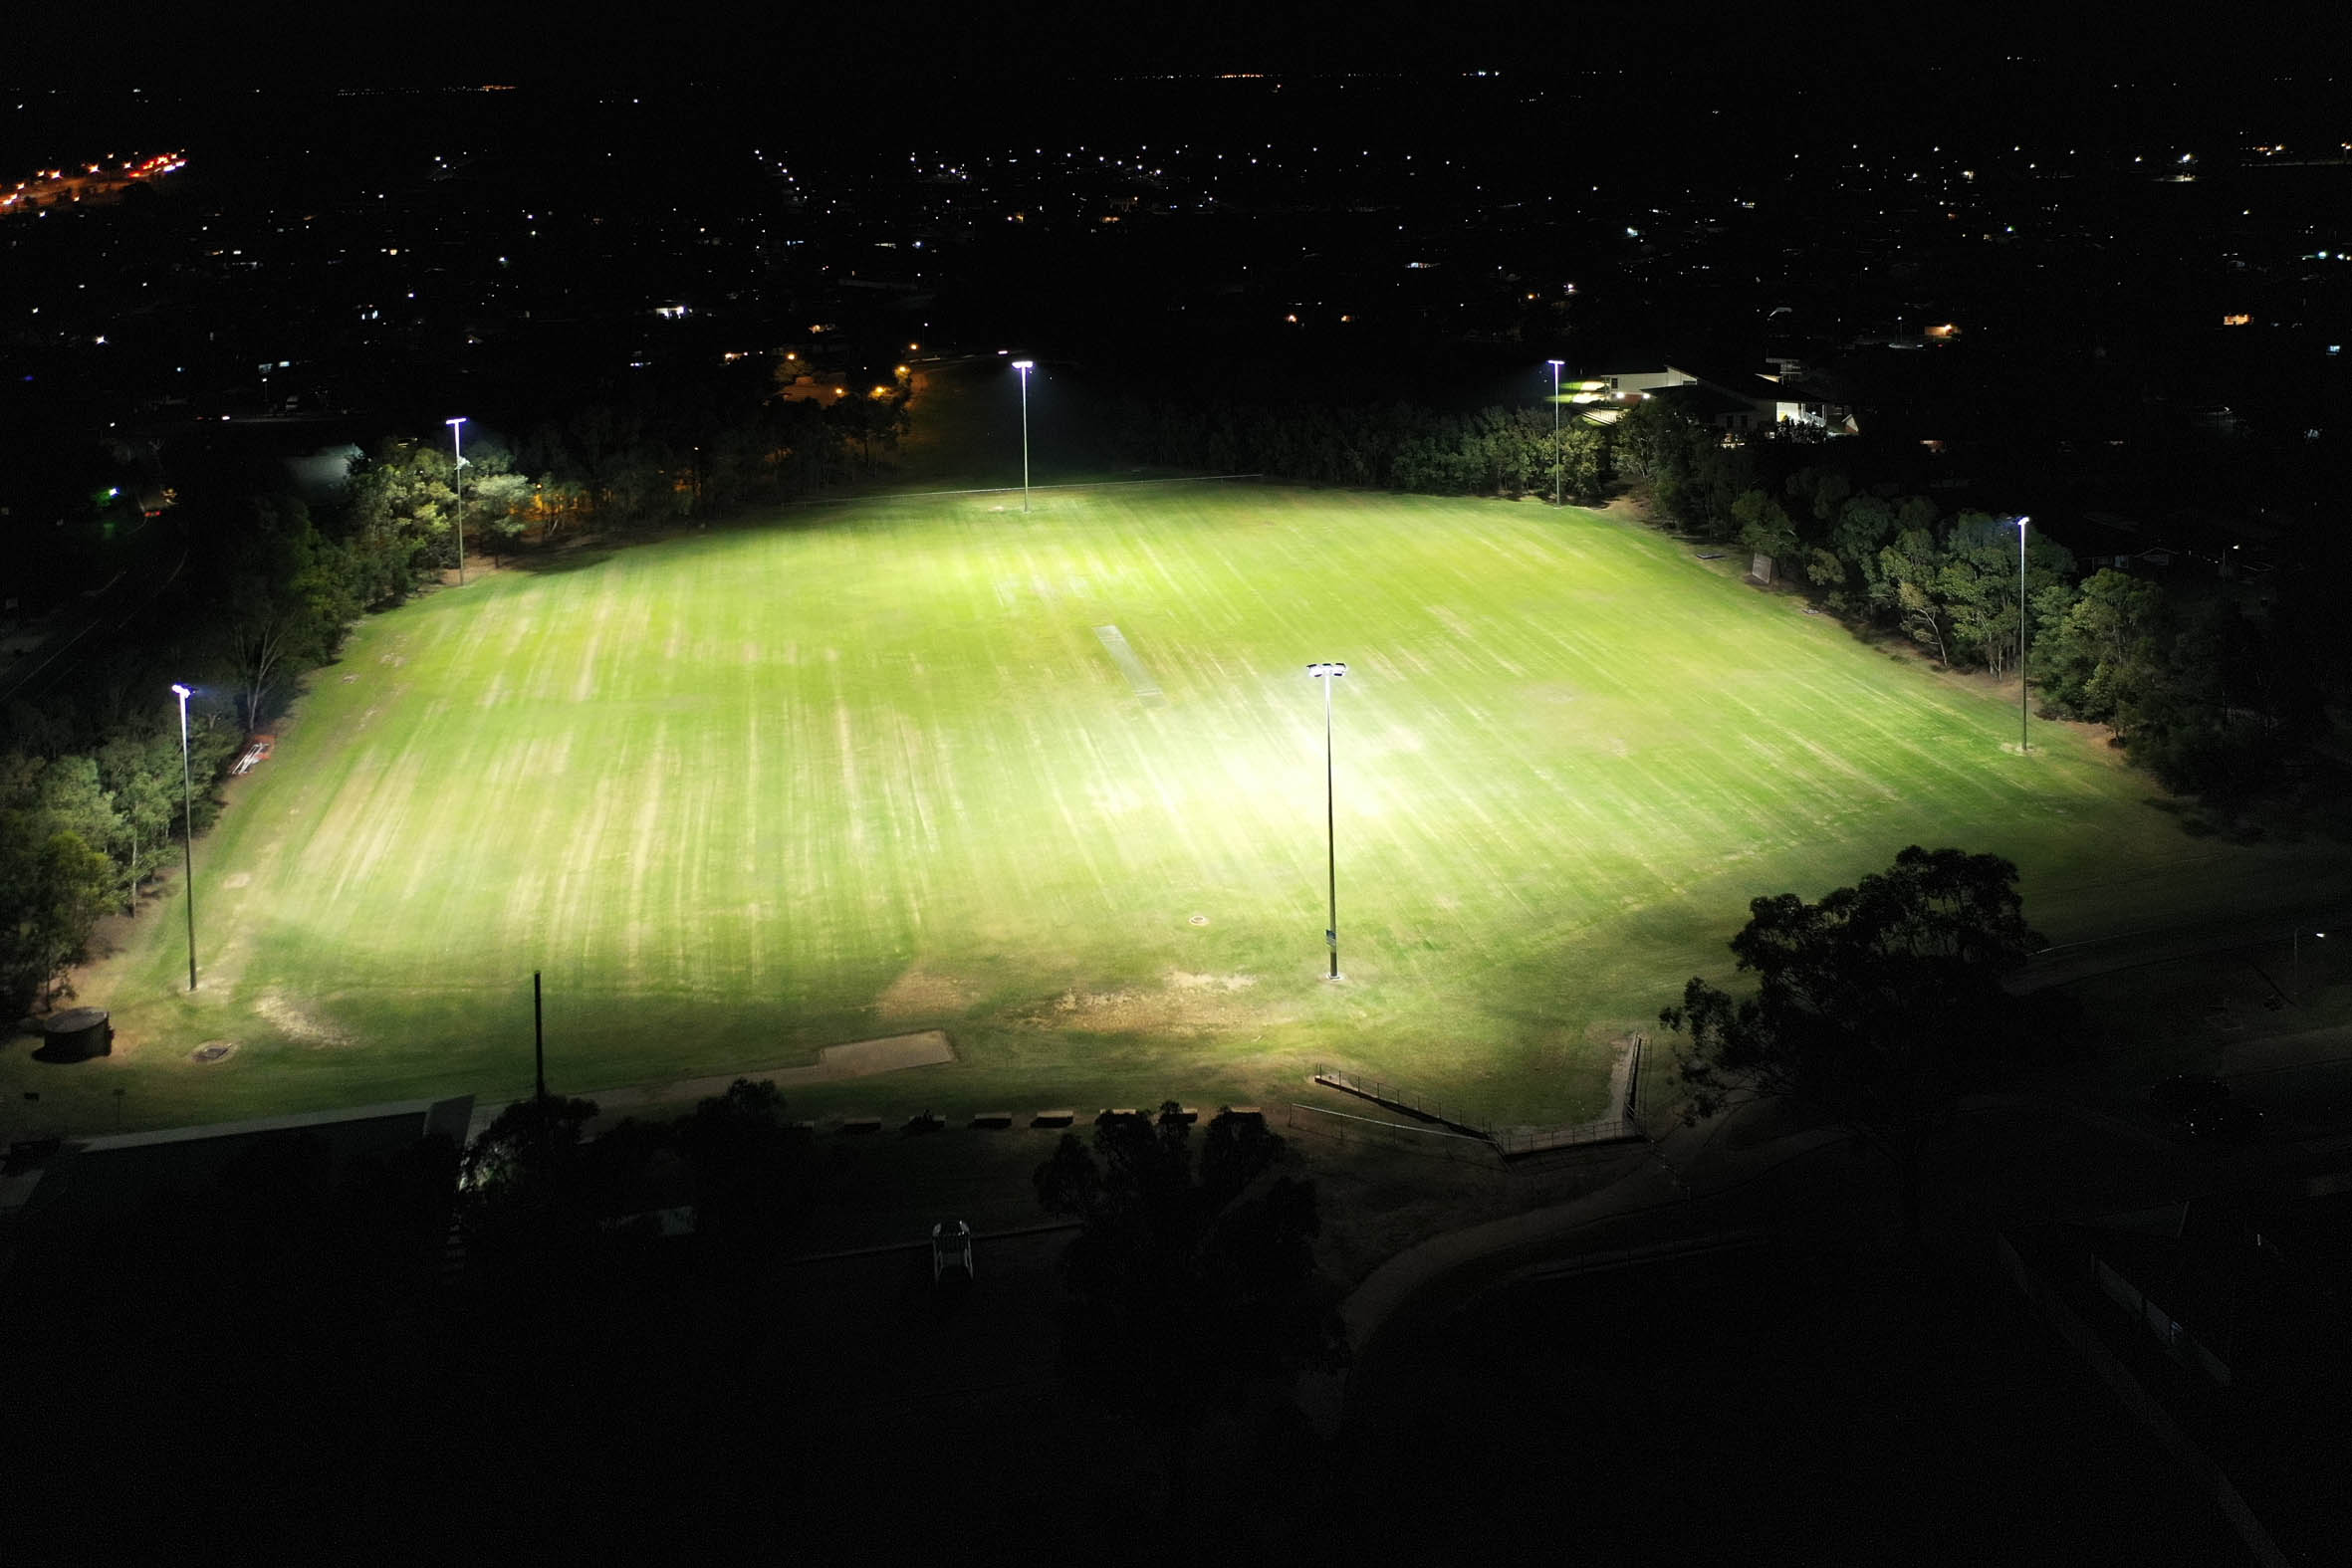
<box><xmin>465</xmin><ymin>1028</ymin><xmax>957</xmax><ymax>1138</ymax></box>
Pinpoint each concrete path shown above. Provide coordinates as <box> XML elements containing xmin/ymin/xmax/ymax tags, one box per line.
<box><xmin>1295</xmin><ymin>1104</ymin><xmax>1860</xmax><ymax>1433</ymax></box>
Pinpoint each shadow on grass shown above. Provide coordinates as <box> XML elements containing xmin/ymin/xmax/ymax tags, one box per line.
<box><xmin>2141</xmin><ymin>768</ymin><xmax>2352</xmax><ymax>847</ymax></box>
<box><xmin>509</xmin><ymin>547</ymin><xmax>618</xmax><ymax>576</ymax></box>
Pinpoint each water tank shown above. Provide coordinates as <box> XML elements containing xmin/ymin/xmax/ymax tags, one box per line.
<box><xmin>40</xmin><ymin>1008</ymin><xmax>112</xmax><ymax>1060</ymax></box>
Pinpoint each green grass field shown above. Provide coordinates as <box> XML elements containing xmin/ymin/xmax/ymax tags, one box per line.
<box><xmin>21</xmin><ymin>482</ymin><xmax>2329</xmax><ymax>1136</ymax></box>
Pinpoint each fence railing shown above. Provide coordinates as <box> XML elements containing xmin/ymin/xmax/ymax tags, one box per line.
<box><xmin>1315</xmin><ymin>1040</ymin><xmax>1653</xmax><ymax>1161</ymax></box>
<box><xmin>1311</xmin><ymin>1067</ymin><xmax>1492</xmax><ymax>1141</ymax></box>
<box><xmin>1488</xmin><ymin>1117</ymin><xmax>1646</xmax><ymax>1158</ymax></box>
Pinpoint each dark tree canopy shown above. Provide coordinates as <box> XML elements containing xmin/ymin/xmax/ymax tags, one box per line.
<box><xmin>1034</xmin><ymin>1104</ymin><xmax>1344</xmax><ymax>1437</ymax></box>
<box><xmin>1661</xmin><ymin>846</ymin><xmax>2044</xmax><ymax>1235</ymax></box>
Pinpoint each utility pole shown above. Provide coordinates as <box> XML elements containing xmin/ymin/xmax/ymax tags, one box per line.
<box><xmin>1307</xmin><ymin>662</ymin><xmax>1347</xmax><ymax>980</ymax></box>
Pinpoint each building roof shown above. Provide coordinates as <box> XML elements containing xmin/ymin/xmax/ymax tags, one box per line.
<box><xmin>5</xmin><ymin>1097</ymin><xmax>472</xmax><ymax>1240</ymax></box>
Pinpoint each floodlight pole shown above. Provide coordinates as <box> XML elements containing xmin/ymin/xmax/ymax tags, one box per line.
<box><xmin>534</xmin><ymin>969</ymin><xmax>546</xmax><ymax>1102</ymax></box>
<box><xmin>446</xmin><ymin>417</ymin><xmax>468</xmax><ymax>584</ymax></box>
<box><xmin>1011</xmin><ymin>360</ymin><xmax>1034</xmax><ymax>513</ymax></box>
<box><xmin>172</xmin><ymin>682</ymin><xmax>196</xmax><ymax>992</ymax></box>
<box><xmin>1547</xmin><ymin>359</ymin><xmax>1565</xmax><ymax>506</ymax></box>
<box><xmin>2015</xmin><ymin>515</ymin><xmax>2031</xmax><ymax>753</ymax></box>
<box><xmin>1308</xmin><ymin>662</ymin><xmax>1347</xmax><ymax>980</ymax></box>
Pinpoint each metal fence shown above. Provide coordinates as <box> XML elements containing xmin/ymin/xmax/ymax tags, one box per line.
<box><xmin>1314</xmin><ymin>1047</ymin><xmax>1652</xmax><ymax>1161</ymax></box>
<box><xmin>1282</xmin><ymin>1102</ymin><xmax>1504</xmax><ymax>1165</ymax></box>
<box><xmin>1311</xmin><ymin>1067</ymin><xmax>1493</xmax><ymax>1140</ymax></box>
<box><xmin>1488</xmin><ymin>1117</ymin><xmax>1646</xmax><ymax>1158</ymax></box>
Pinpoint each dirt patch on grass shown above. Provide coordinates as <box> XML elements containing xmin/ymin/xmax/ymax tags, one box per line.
<box><xmin>1016</xmin><ymin>971</ymin><xmax>1269</xmax><ymax>1033</ymax></box>
<box><xmin>876</xmin><ymin>965</ymin><xmax>977</xmax><ymax>1023</ymax></box>
<box><xmin>1167</xmin><ymin>970</ymin><xmax>1258</xmax><ymax>992</ymax></box>
<box><xmin>253</xmin><ymin>991</ymin><xmax>353</xmax><ymax>1047</ymax></box>
<box><xmin>1028</xmin><ymin>987</ymin><xmax>1160</xmax><ymax>1029</ymax></box>
<box><xmin>789</xmin><ymin>1028</ymin><xmax>957</xmax><ymax>1079</ymax></box>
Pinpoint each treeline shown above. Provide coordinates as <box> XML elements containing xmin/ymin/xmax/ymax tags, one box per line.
<box><xmin>1113</xmin><ymin>397</ymin><xmax>1613</xmax><ymax>501</ymax></box>
<box><xmin>1621</xmin><ymin>399</ymin><xmax>2336</xmax><ymax>799</ymax></box>
<box><xmin>2</xmin><ymin>370</ymin><xmax>914</xmax><ymax>1014</ymax></box>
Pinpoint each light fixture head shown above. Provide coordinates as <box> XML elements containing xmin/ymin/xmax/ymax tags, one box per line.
<box><xmin>1306</xmin><ymin>661</ymin><xmax>1347</xmax><ymax>679</ymax></box>
<box><xmin>446</xmin><ymin>415</ymin><xmax>467</xmax><ymax>428</ymax></box>
<box><xmin>1546</xmin><ymin>359</ymin><xmax>1565</xmax><ymax>368</ymax></box>
<box><xmin>2014</xmin><ymin>514</ymin><xmax>2030</xmax><ymax>528</ymax></box>
<box><xmin>171</xmin><ymin>683</ymin><xmax>192</xmax><ymax>699</ymax></box>
<box><xmin>1011</xmin><ymin>359</ymin><xmax>1034</xmax><ymax>370</ymax></box>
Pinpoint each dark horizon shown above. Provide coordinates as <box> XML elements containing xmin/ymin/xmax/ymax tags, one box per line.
<box><xmin>15</xmin><ymin>3</ymin><xmax>2351</xmax><ymax>94</ymax></box>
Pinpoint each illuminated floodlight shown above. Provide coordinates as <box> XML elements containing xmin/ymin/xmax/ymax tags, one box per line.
<box><xmin>1545</xmin><ymin>360</ymin><xmax>1565</xmax><ymax>506</ymax></box>
<box><xmin>1011</xmin><ymin>361</ymin><xmax>1036</xmax><ymax>512</ymax></box>
<box><xmin>2010</xmin><ymin>516</ymin><xmax>2031</xmax><ymax>753</ymax></box>
<box><xmin>171</xmin><ymin>683</ymin><xmax>197</xmax><ymax>991</ymax></box>
<box><xmin>2294</xmin><ymin>927</ymin><xmax>2327</xmax><ymax>990</ymax></box>
<box><xmin>446</xmin><ymin>417</ymin><xmax>469</xmax><ymax>583</ymax></box>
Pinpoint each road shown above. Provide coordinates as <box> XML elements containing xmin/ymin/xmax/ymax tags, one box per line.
<box><xmin>2016</xmin><ymin>900</ymin><xmax>2352</xmax><ymax>993</ymax></box>
<box><xmin>0</xmin><ymin>514</ymin><xmax>187</xmax><ymax>709</ymax></box>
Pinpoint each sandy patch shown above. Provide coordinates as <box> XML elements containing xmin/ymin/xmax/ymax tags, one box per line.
<box><xmin>223</xmin><ymin>872</ymin><xmax>252</xmax><ymax>889</ymax></box>
<box><xmin>1017</xmin><ymin>971</ymin><xmax>1270</xmax><ymax>1033</ymax></box>
<box><xmin>781</xmin><ymin>1028</ymin><xmax>957</xmax><ymax>1080</ymax></box>
<box><xmin>876</xmin><ymin>966</ymin><xmax>977</xmax><ymax>1022</ymax></box>
<box><xmin>1167</xmin><ymin>970</ymin><xmax>1258</xmax><ymax>993</ymax></box>
<box><xmin>253</xmin><ymin>991</ymin><xmax>353</xmax><ymax>1047</ymax></box>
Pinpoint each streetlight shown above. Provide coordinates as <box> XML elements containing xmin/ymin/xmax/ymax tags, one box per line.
<box><xmin>1306</xmin><ymin>661</ymin><xmax>1347</xmax><ymax>980</ymax></box>
<box><xmin>1010</xmin><ymin>360</ymin><xmax>1034</xmax><ymax>513</ymax></box>
<box><xmin>1546</xmin><ymin>359</ymin><xmax>1565</xmax><ymax>506</ymax></box>
<box><xmin>2013</xmin><ymin>515</ymin><xmax>2031</xmax><ymax>753</ymax></box>
<box><xmin>2294</xmin><ymin>928</ymin><xmax>2326</xmax><ymax>991</ymax></box>
<box><xmin>445</xmin><ymin>416</ymin><xmax>469</xmax><ymax>584</ymax></box>
<box><xmin>171</xmin><ymin>682</ymin><xmax>196</xmax><ymax>992</ymax></box>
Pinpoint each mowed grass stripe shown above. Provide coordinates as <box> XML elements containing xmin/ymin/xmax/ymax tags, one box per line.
<box><xmin>64</xmin><ymin>482</ymin><xmax>2341</xmax><ymax>1136</ymax></box>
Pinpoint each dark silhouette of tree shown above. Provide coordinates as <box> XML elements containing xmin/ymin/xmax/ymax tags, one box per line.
<box><xmin>674</xmin><ymin>1077</ymin><xmax>813</xmax><ymax>1284</ymax></box>
<box><xmin>1034</xmin><ymin>1104</ymin><xmax>1343</xmax><ymax>1511</ymax></box>
<box><xmin>455</xmin><ymin>1093</ymin><xmax>605</xmax><ymax>1277</ymax></box>
<box><xmin>1660</xmin><ymin>846</ymin><xmax>2043</xmax><ymax>1240</ymax></box>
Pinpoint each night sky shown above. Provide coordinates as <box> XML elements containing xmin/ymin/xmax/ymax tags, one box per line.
<box><xmin>21</xmin><ymin>3</ymin><xmax>2350</xmax><ymax>93</ymax></box>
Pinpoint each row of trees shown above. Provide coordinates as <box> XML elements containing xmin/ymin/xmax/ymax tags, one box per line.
<box><xmin>1</xmin><ymin>729</ymin><xmax>236</xmax><ymax>1011</ymax></box>
<box><xmin>1664</xmin><ymin>845</ymin><xmax>2046</xmax><ymax>1242</ymax></box>
<box><xmin>1113</xmin><ymin>397</ymin><xmax>1613</xmax><ymax>501</ymax></box>
<box><xmin>1622</xmin><ymin>399</ymin><xmax>2329</xmax><ymax>799</ymax></box>
<box><xmin>1</xmin><ymin>365</ymin><xmax>919</xmax><ymax>1015</ymax></box>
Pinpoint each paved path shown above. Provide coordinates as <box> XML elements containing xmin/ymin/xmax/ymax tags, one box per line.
<box><xmin>1295</xmin><ymin>1104</ymin><xmax>1859</xmax><ymax>1433</ymax></box>
<box><xmin>2016</xmin><ymin>900</ymin><xmax>2352</xmax><ymax>992</ymax></box>
<box><xmin>1297</xmin><ymin>1072</ymin><xmax>2319</xmax><ymax>1437</ymax></box>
